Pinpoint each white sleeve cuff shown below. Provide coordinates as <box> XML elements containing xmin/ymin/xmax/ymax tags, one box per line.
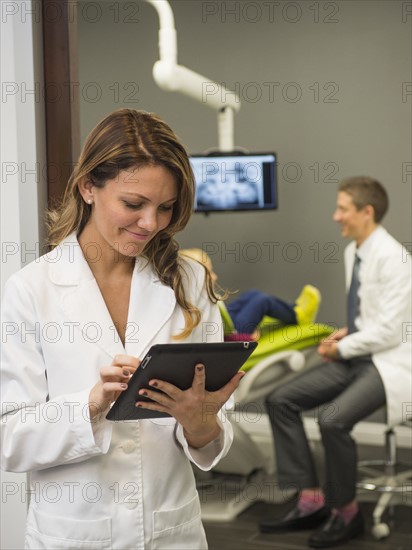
<box><xmin>75</xmin><ymin>389</ymin><xmax>113</xmax><ymax>455</ymax></box>
<box><xmin>174</xmin><ymin>413</ymin><xmax>233</xmax><ymax>471</ymax></box>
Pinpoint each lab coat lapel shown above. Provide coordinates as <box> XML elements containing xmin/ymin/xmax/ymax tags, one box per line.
<box><xmin>345</xmin><ymin>241</ymin><xmax>356</xmax><ymax>290</ymax></box>
<box><xmin>360</xmin><ymin>227</ymin><xmax>386</xmax><ymax>282</ymax></box>
<box><xmin>49</xmin><ymin>234</ymin><xmax>125</xmax><ymax>359</ymax></box>
<box><xmin>61</xmin><ymin>278</ymin><xmax>126</xmax><ymax>359</ymax></box>
<box><xmin>49</xmin><ymin>234</ymin><xmax>177</xmax><ymax>360</ymax></box>
<box><xmin>125</xmin><ymin>260</ymin><xmax>176</xmax><ymax>358</ymax></box>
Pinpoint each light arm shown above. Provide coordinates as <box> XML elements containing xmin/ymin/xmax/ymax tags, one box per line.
<box><xmin>144</xmin><ymin>0</ymin><xmax>240</xmax><ymax>151</ymax></box>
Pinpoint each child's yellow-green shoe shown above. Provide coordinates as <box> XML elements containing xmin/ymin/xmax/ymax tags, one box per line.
<box><xmin>294</xmin><ymin>285</ymin><xmax>321</xmax><ymax>325</ymax></box>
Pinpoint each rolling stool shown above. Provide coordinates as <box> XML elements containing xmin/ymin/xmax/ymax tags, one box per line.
<box><xmin>357</xmin><ymin>422</ymin><xmax>412</xmax><ymax>540</ymax></box>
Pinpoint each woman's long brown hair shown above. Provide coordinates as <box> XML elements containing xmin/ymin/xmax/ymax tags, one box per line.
<box><xmin>47</xmin><ymin>109</ymin><xmax>219</xmax><ymax>338</ymax></box>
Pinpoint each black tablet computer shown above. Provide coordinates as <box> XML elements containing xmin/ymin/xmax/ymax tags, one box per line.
<box><xmin>106</xmin><ymin>341</ymin><xmax>257</xmax><ymax>421</ymax></box>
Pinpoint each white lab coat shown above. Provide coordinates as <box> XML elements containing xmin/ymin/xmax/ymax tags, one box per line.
<box><xmin>338</xmin><ymin>226</ymin><xmax>412</xmax><ymax>426</ymax></box>
<box><xmin>1</xmin><ymin>233</ymin><xmax>232</xmax><ymax>550</ymax></box>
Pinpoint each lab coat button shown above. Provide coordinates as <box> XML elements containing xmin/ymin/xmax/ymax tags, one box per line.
<box><xmin>126</xmin><ymin>501</ymin><xmax>138</xmax><ymax>510</ymax></box>
<box><xmin>122</xmin><ymin>440</ymin><xmax>136</xmax><ymax>453</ymax></box>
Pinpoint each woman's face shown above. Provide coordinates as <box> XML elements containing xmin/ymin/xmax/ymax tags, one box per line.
<box><xmin>84</xmin><ymin>166</ymin><xmax>178</xmax><ymax>259</ymax></box>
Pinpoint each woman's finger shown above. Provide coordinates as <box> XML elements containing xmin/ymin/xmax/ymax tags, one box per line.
<box><xmin>191</xmin><ymin>364</ymin><xmax>206</xmax><ymax>395</ymax></box>
<box><xmin>214</xmin><ymin>371</ymin><xmax>245</xmax><ymax>401</ymax></box>
<box><xmin>112</xmin><ymin>354</ymin><xmax>140</xmax><ymax>371</ymax></box>
<box><xmin>137</xmin><ymin>388</ymin><xmax>171</xmax><ymax>407</ymax></box>
<box><xmin>102</xmin><ymin>381</ymin><xmax>129</xmax><ymax>394</ymax></box>
<box><xmin>135</xmin><ymin>399</ymin><xmax>169</xmax><ymax>413</ymax></box>
<box><xmin>99</xmin><ymin>365</ymin><xmax>131</xmax><ymax>382</ymax></box>
<box><xmin>146</xmin><ymin>379</ymin><xmax>180</xmax><ymax>400</ymax></box>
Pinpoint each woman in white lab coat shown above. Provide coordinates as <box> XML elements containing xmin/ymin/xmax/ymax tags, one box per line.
<box><xmin>1</xmin><ymin>109</ymin><xmax>243</xmax><ymax>549</ymax></box>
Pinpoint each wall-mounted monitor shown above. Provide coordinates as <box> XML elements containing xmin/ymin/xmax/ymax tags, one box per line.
<box><xmin>190</xmin><ymin>152</ymin><xmax>277</xmax><ymax>213</ymax></box>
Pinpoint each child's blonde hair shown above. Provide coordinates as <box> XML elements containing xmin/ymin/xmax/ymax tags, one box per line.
<box><xmin>179</xmin><ymin>248</ymin><xmax>212</xmax><ymax>269</ymax></box>
<box><xmin>179</xmin><ymin>248</ymin><xmax>227</xmax><ymax>300</ymax></box>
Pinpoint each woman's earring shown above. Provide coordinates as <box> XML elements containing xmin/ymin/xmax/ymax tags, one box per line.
<box><xmin>87</xmin><ymin>199</ymin><xmax>93</xmax><ymax>204</ymax></box>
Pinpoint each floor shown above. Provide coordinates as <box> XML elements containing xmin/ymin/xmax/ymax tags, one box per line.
<box><xmin>203</xmin><ymin>500</ymin><xmax>412</xmax><ymax>550</ymax></box>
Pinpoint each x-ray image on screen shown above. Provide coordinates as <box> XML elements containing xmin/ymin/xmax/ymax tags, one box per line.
<box><xmin>190</xmin><ymin>153</ymin><xmax>277</xmax><ymax>213</ymax></box>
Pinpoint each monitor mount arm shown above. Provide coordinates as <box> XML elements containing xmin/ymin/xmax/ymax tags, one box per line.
<box><xmin>144</xmin><ymin>0</ymin><xmax>241</xmax><ymax>152</ymax></box>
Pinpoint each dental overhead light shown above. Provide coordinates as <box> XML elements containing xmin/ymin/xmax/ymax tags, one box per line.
<box><xmin>144</xmin><ymin>0</ymin><xmax>241</xmax><ymax>152</ymax></box>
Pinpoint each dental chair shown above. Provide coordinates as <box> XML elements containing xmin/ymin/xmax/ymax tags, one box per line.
<box><xmin>197</xmin><ymin>303</ymin><xmax>334</xmax><ymax>521</ymax></box>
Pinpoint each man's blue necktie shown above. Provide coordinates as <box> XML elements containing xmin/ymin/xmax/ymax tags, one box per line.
<box><xmin>347</xmin><ymin>254</ymin><xmax>361</xmax><ymax>334</ymax></box>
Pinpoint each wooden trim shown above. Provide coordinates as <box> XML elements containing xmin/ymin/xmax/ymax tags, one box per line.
<box><xmin>42</xmin><ymin>0</ymin><xmax>80</xmax><ymax>206</ymax></box>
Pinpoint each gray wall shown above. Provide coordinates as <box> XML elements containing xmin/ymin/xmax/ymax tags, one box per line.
<box><xmin>78</xmin><ymin>0</ymin><xmax>411</xmax><ymax>326</ymax></box>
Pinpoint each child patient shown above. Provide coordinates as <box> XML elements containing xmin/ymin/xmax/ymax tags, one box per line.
<box><xmin>180</xmin><ymin>248</ymin><xmax>321</xmax><ymax>340</ymax></box>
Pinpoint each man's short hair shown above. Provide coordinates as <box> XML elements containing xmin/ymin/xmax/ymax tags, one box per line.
<box><xmin>338</xmin><ymin>176</ymin><xmax>389</xmax><ymax>223</ymax></box>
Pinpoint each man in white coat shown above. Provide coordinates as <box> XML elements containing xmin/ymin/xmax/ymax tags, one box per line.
<box><xmin>259</xmin><ymin>176</ymin><xmax>411</xmax><ymax>548</ymax></box>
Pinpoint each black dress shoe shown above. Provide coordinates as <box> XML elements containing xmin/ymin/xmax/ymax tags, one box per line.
<box><xmin>308</xmin><ymin>509</ymin><xmax>365</xmax><ymax>548</ymax></box>
<box><xmin>259</xmin><ymin>506</ymin><xmax>330</xmax><ymax>533</ymax></box>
